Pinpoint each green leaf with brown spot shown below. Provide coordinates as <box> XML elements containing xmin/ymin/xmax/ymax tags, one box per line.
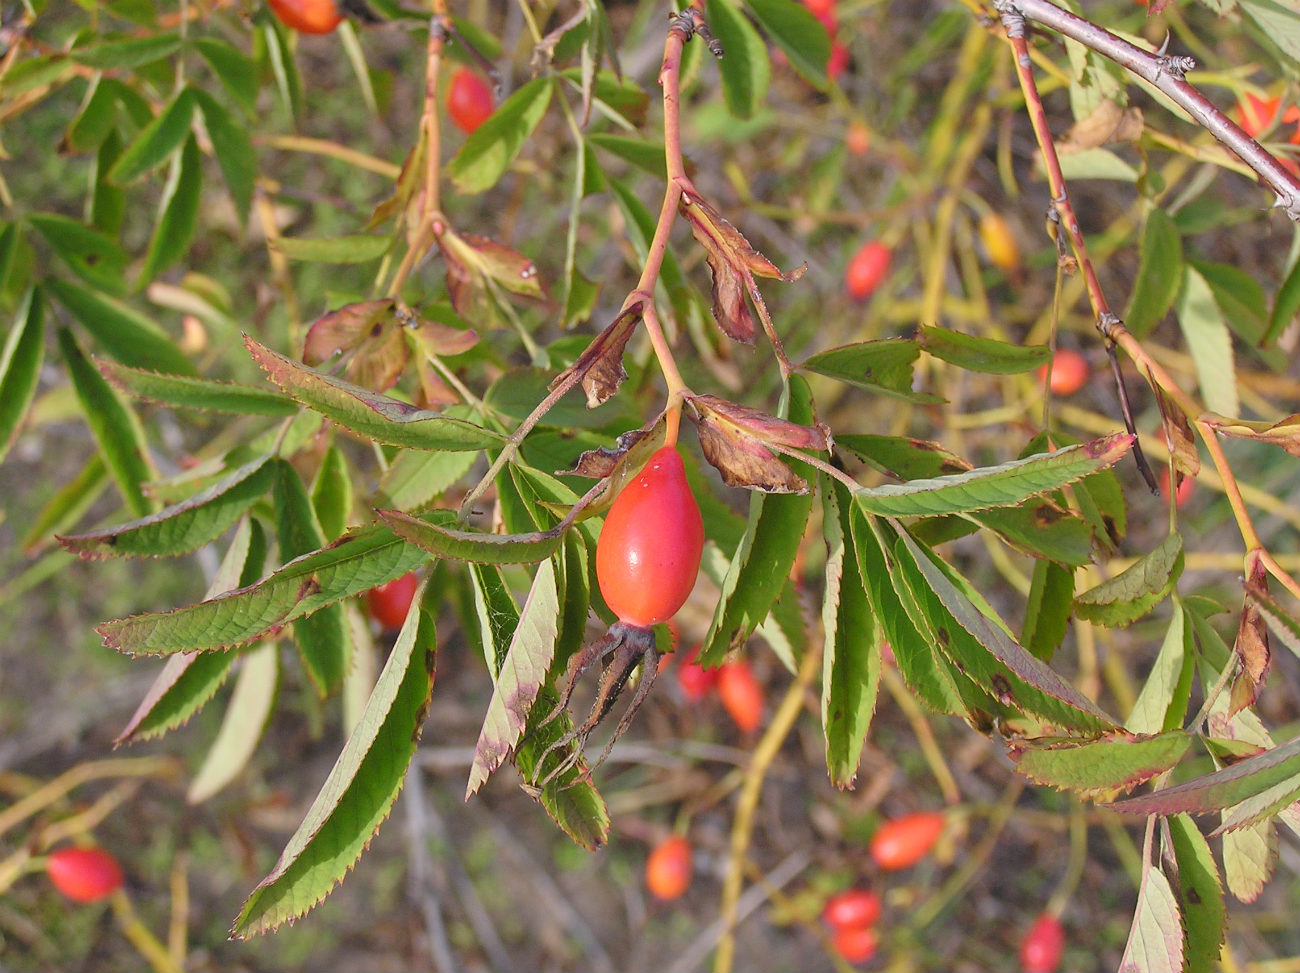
<box><xmin>1009</xmin><ymin>731</ymin><xmax>1191</xmax><ymax>798</ymax></box>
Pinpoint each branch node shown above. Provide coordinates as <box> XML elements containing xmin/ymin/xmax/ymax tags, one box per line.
<box><xmin>994</xmin><ymin>0</ymin><xmax>1027</xmax><ymax>39</ymax></box>
<box><xmin>1096</xmin><ymin>311</ymin><xmax>1121</xmax><ymax>341</ymax></box>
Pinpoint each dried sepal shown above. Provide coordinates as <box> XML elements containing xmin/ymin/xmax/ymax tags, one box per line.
<box><xmin>1231</xmin><ymin>551</ymin><xmax>1271</xmax><ymax>716</ymax></box>
<box><xmin>301</xmin><ymin>299</ymin><xmax>408</xmax><ymax>393</ymax></box>
<box><xmin>438</xmin><ymin>226</ymin><xmax>547</xmax><ymax>325</ymax></box>
<box><xmin>565</xmin><ymin>428</ymin><xmax>652</xmax><ymax>479</ymax></box>
<box><xmin>688</xmin><ymin>394</ymin><xmax>830</xmax><ymax>494</ymax></box>
<box><xmin>1154</xmin><ymin>382</ymin><xmax>1199</xmax><ymax>477</ymax></box>
<box><xmin>550</xmin><ymin>302</ymin><xmax>644</xmax><ymax>408</ymax></box>
<box><xmin>678</xmin><ymin>191</ymin><xmax>805</xmax><ymax>344</ymax></box>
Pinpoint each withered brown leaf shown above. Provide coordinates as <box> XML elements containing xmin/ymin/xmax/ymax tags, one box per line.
<box><xmin>550</xmin><ymin>302</ymin><xmax>644</xmax><ymax>408</ymax></box>
<box><xmin>302</xmin><ymin>299</ymin><xmax>408</xmax><ymax>393</ymax></box>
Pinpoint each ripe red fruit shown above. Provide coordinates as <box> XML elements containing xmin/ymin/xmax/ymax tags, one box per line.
<box><xmin>827</xmin><ymin>41</ymin><xmax>850</xmax><ymax>81</ymax></box>
<box><xmin>1159</xmin><ymin>468</ymin><xmax>1195</xmax><ymax>508</ymax></box>
<box><xmin>596</xmin><ymin>446</ymin><xmax>704</xmax><ymax>629</ymax></box>
<box><xmin>869</xmin><ymin>811</ymin><xmax>945</xmax><ymax>871</ymax></box>
<box><xmin>822</xmin><ymin>888</ymin><xmax>882</xmax><ymax>931</ymax></box>
<box><xmin>645</xmin><ymin>834</ymin><xmax>693</xmax><ymax>901</ymax></box>
<box><xmin>801</xmin><ymin>0</ymin><xmax>836</xmax><ymax>18</ymax></box>
<box><xmin>832</xmin><ymin>923</ymin><xmax>879</xmax><ymax>964</ymax></box>
<box><xmin>844</xmin><ymin>241</ymin><xmax>892</xmax><ymax>301</ymax></box>
<box><xmin>447</xmin><ymin>68</ymin><xmax>494</xmax><ymax>134</ymax></box>
<box><xmin>717</xmin><ymin>659</ymin><xmax>763</xmax><ymax>733</ymax></box>
<box><xmin>266</xmin><ymin>0</ymin><xmax>343</xmax><ymax>34</ymax></box>
<box><xmin>1020</xmin><ymin>913</ymin><xmax>1066</xmax><ymax>973</ymax></box>
<box><xmin>45</xmin><ymin>846</ymin><xmax>124</xmax><ymax>903</ymax></box>
<box><xmin>365</xmin><ymin>571</ymin><xmax>419</xmax><ymax>631</ymax></box>
<box><xmin>675</xmin><ymin>644</ymin><xmax>718</xmax><ymax>702</ymax></box>
<box><xmin>1038</xmin><ymin>348</ymin><xmax>1090</xmax><ymax>397</ymax></box>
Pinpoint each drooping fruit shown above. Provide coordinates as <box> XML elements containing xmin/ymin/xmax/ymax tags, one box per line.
<box><xmin>365</xmin><ymin>571</ymin><xmax>419</xmax><ymax>631</ymax></box>
<box><xmin>831</xmin><ymin>922</ymin><xmax>879</xmax><ymax>964</ymax></box>
<box><xmin>822</xmin><ymin>888</ymin><xmax>882</xmax><ymax>931</ymax></box>
<box><xmin>266</xmin><ymin>0</ymin><xmax>343</xmax><ymax>34</ymax></box>
<box><xmin>717</xmin><ymin>659</ymin><xmax>763</xmax><ymax>733</ymax></box>
<box><xmin>46</xmin><ymin>846</ymin><xmax>124</xmax><ymax>903</ymax></box>
<box><xmin>1020</xmin><ymin>913</ymin><xmax>1066</xmax><ymax>973</ymax></box>
<box><xmin>596</xmin><ymin>446</ymin><xmax>704</xmax><ymax>629</ymax></box>
<box><xmin>869</xmin><ymin>811</ymin><xmax>945</xmax><ymax>871</ymax></box>
<box><xmin>844</xmin><ymin>240</ymin><xmax>892</xmax><ymax>301</ymax></box>
<box><xmin>645</xmin><ymin>834</ymin><xmax>693</xmax><ymax>901</ymax></box>
<box><xmin>447</xmin><ymin>68</ymin><xmax>494</xmax><ymax>134</ymax></box>
<box><xmin>1038</xmin><ymin>348</ymin><xmax>1090</xmax><ymax>397</ymax></box>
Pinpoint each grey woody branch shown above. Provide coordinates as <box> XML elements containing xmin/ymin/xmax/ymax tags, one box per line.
<box><xmin>1002</xmin><ymin>0</ymin><xmax>1300</xmax><ymax>222</ymax></box>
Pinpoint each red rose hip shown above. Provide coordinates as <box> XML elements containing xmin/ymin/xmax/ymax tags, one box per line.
<box><xmin>366</xmin><ymin>571</ymin><xmax>419</xmax><ymax>631</ymax></box>
<box><xmin>596</xmin><ymin>446</ymin><xmax>703</xmax><ymax>628</ymax></box>
<box><xmin>447</xmin><ymin>68</ymin><xmax>494</xmax><ymax>134</ymax></box>
<box><xmin>845</xmin><ymin>241</ymin><xmax>892</xmax><ymax>301</ymax></box>
<box><xmin>1020</xmin><ymin>913</ymin><xmax>1065</xmax><ymax>973</ymax></box>
<box><xmin>46</xmin><ymin>846</ymin><xmax>124</xmax><ymax>903</ymax></box>
<box><xmin>717</xmin><ymin>659</ymin><xmax>764</xmax><ymax>733</ymax></box>
<box><xmin>266</xmin><ymin>0</ymin><xmax>343</xmax><ymax>34</ymax></box>
<box><xmin>869</xmin><ymin>811</ymin><xmax>945</xmax><ymax>870</ymax></box>
<box><xmin>645</xmin><ymin>834</ymin><xmax>693</xmax><ymax>901</ymax></box>
<box><xmin>822</xmin><ymin>887</ymin><xmax>882</xmax><ymax>931</ymax></box>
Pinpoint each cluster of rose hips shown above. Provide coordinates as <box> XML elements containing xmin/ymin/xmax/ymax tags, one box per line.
<box><xmin>671</xmin><ymin>644</ymin><xmax>765</xmax><ymax>735</ymax></box>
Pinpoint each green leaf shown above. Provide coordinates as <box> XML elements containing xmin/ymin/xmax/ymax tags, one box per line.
<box><xmin>260</xmin><ymin>19</ymin><xmax>302</xmax><ymax>122</ymax></box>
<box><xmin>1125</xmin><ymin>208</ymin><xmax>1183</xmax><ymax>338</ymax></box>
<box><xmin>379</xmin><ymin>509</ymin><xmax>565</xmax><ymax>564</ymax></box>
<box><xmin>745</xmin><ymin>0</ymin><xmax>830</xmax><ymax>88</ymax></box>
<box><xmin>231</xmin><ymin>583</ymin><xmax>434</xmax><ymax>937</ymax></box>
<box><xmin>919</xmin><ymin>325</ymin><xmax>1051</xmax><ymax>374</ymax></box>
<box><xmin>115</xmin><ymin>518</ymin><xmax>263</xmax><ymax>743</ymax></box>
<box><xmin>970</xmin><ymin>500</ymin><xmax>1095</xmax><ymax>567</ymax></box>
<box><xmin>447</xmin><ymin>77</ymin><xmax>553</xmax><ymax>195</ymax></box>
<box><xmin>0</xmin><ymin>55</ymin><xmax>76</xmax><ymax>97</ymax></box>
<box><xmin>138</xmin><ymin>134</ymin><xmax>201</xmax><ymax>285</ymax></box>
<box><xmin>107</xmin><ymin>87</ymin><xmax>196</xmax><ymax>185</ymax></box>
<box><xmin>48</xmin><ymin>278</ymin><xmax>196</xmax><ymax>376</ymax></box>
<box><xmin>374</xmin><ymin>447</ymin><xmax>476</xmax><ymax>511</ymax></box>
<box><xmin>587</xmin><ymin>133</ymin><xmax>666</xmax><ymax>179</ymax></box>
<box><xmin>1021</xmin><ymin>559</ymin><xmax>1074</xmax><ymax>662</ymax></box>
<box><xmin>1074</xmin><ymin>534</ymin><xmax>1183</xmax><ymax>627</ymax></box>
<box><xmin>58</xmin><ymin>458</ymin><xmax>275</xmax><ymax>560</ymax></box>
<box><xmin>65</xmin><ymin>75</ymin><xmax>120</xmax><ymax>154</ymax></box>
<box><xmin>836</xmin><ymin>434</ymin><xmax>969</xmax><ymax>480</ymax></box>
<box><xmin>801</xmin><ymin>338</ymin><xmax>939</xmax><ymax>403</ymax></box>
<box><xmin>274</xmin><ymin>460</ymin><xmax>348</xmax><ymax>696</ymax></box>
<box><xmin>57</xmin><ymin>328</ymin><xmax>155</xmax><ymax>518</ymax></box>
<box><xmin>98</xmin><ymin>523</ymin><xmax>427</xmax><ymax>656</ymax></box>
<box><xmin>467</xmin><ymin>557</ymin><xmax>561</xmax><ymax>797</ymax></box>
<box><xmin>699</xmin><ymin>376</ymin><xmax>816</xmax><ymax>665</ymax></box>
<box><xmin>465</xmin><ymin>562</ymin><xmax>609</xmax><ymax>849</ymax></box>
<box><xmin>820</xmin><ymin>480</ymin><xmax>880</xmax><ymax>788</ymax></box>
<box><xmin>187</xmin><ymin>640</ymin><xmax>279</xmax><ymax>803</ymax></box>
<box><xmin>194</xmin><ymin>90</ymin><xmax>257</xmax><ymax>223</ymax></box>
<box><xmin>246</xmin><ymin>338</ymin><xmax>502</xmax><ymax>451</ymax></box>
<box><xmin>853</xmin><ymin>433</ymin><xmax>1133</xmax><ymax>516</ymax></box>
<box><xmin>893</xmin><ymin>529</ymin><xmax>1118</xmax><ymax>733</ymax></box>
<box><xmin>1263</xmin><ymin>251</ymin><xmax>1300</xmax><ymax>347</ymax></box>
<box><xmin>71</xmin><ymin>32</ymin><xmax>182</xmax><ymax>69</ymax></box>
<box><xmin>92</xmin><ymin>131</ymin><xmax>127</xmax><ymax>237</ymax></box>
<box><xmin>29</xmin><ymin>213</ymin><xmax>129</xmax><ymax>296</ymax></box>
<box><xmin>1009</xmin><ymin>731</ymin><xmax>1191</xmax><ymax>798</ymax></box>
<box><xmin>1119</xmin><ymin>860</ymin><xmax>1184</xmax><ymax>973</ymax></box>
<box><xmin>1177</xmin><ymin>266</ymin><xmax>1238</xmax><ymax>418</ymax></box>
<box><xmin>1167</xmin><ymin>814</ymin><xmax>1226</xmax><ymax>973</ymax></box>
<box><xmin>850</xmin><ymin>512</ymin><xmax>973</xmax><ymax>716</ymax></box>
<box><xmin>273</xmin><ymin>234</ymin><xmax>392</xmax><ymax>263</ymax></box>
<box><xmin>1221</xmin><ymin>816</ymin><xmax>1275</xmax><ymax>904</ymax></box>
<box><xmin>1107</xmin><ymin>734</ymin><xmax>1300</xmax><ymax>819</ymax></box>
<box><xmin>1127</xmin><ymin>607</ymin><xmax>1194</xmax><ymax>735</ymax></box>
<box><xmin>0</xmin><ymin>289</ymin><xmax>45</xmax><ymax>463</ymax></box>
<box><xmin>706</xmin><ymin>0</ymin><xmax>770</xmax><ymax>121</ymax></box>
<box><xmin>193</xmin><ymin>38</ymin><xmax>259</xmax><ymax>116</ymax></box>
<box><xmin>100</xmin><ymin>361</ymin><xmax>298</xmax><ymax>416</ymax></box>
<box><xmin>311</xmin><ymin>445</ymin><xmax>352</xmax><ymax>542</ymax></box>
